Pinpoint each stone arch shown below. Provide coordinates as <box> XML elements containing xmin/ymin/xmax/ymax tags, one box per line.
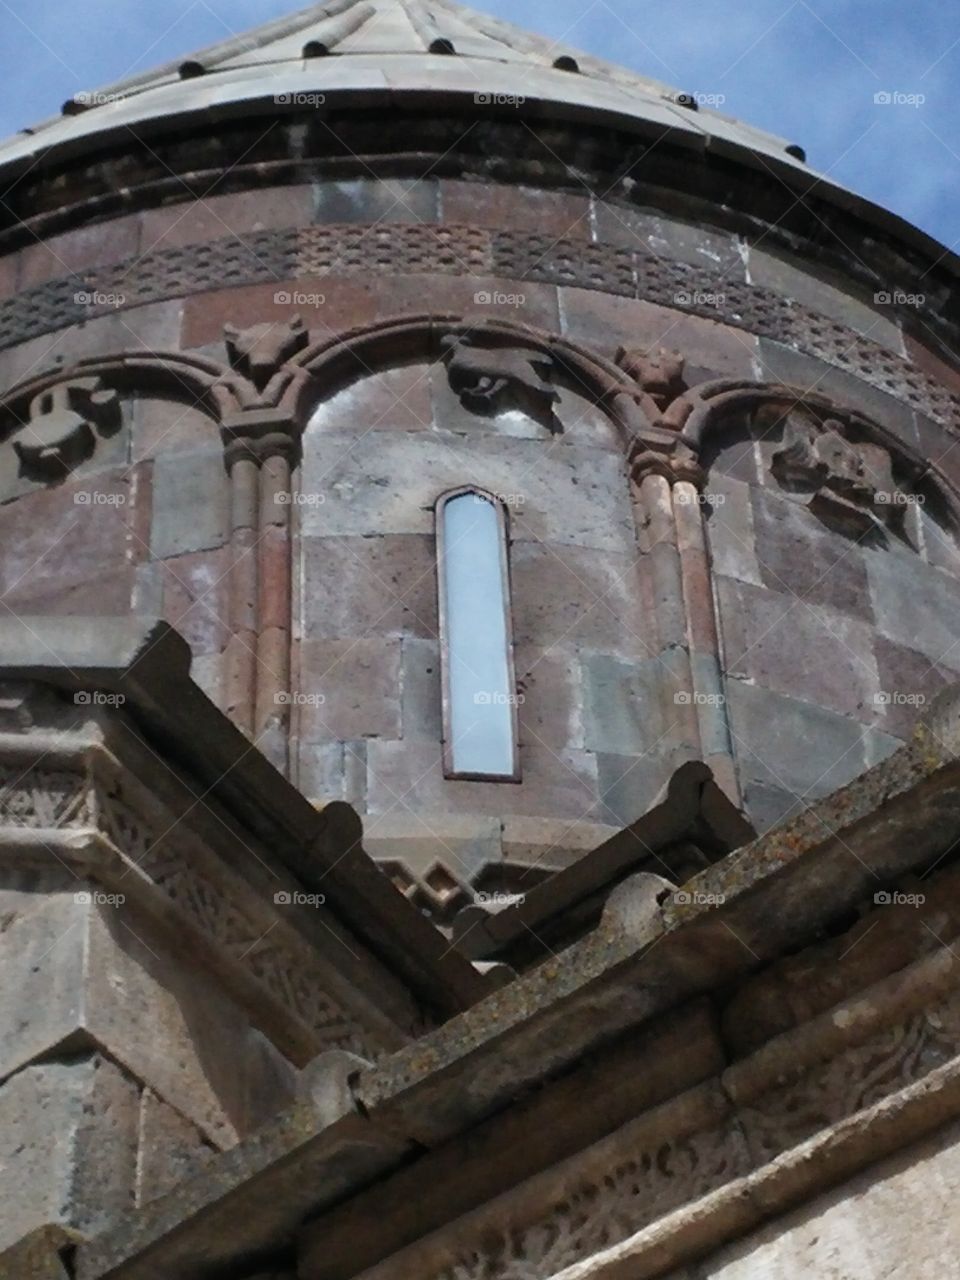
<box><xmin>679</xmin><ymin>379</ymin><xmax>960</xmax><ymax>831</ymax></box>
<box><xmin>286</xmin><ymin>312</ymin><xmax>648</xmax><ymax>450</ymax></box>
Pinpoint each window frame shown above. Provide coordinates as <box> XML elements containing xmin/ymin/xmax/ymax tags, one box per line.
<box><xmin>435</xmin><ymin>485</ymin><xmax>522</xmax><ymax>783</ymax></box>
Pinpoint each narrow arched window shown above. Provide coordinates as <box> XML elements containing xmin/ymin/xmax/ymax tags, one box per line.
<box><xmin>436</xmin><ymin>488</ymin><xmax>520</xmax><ymax>781</ymax></box>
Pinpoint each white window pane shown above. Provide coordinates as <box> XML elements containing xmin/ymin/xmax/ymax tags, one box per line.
<box><xmin>440</xmin><ymin>492</ymin><xmax>517</xmax><ymax>779</ymax></box>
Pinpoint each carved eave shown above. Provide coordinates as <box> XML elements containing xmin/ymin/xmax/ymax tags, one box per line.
<box><xmin>59</xmin><ymin>682</ymin><xmax>960</xmax><ymax>1280</ymax></box>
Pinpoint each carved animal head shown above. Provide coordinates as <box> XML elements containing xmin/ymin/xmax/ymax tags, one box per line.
<box><xmin>224</xmin><ymin>316</ymin><xmax>308</xmax><ymax>391</ymax></box>
<box><xmin>440</xmin><ymin>334</ymin><xmax>560</xmax><ymax>430</ymax></box>
<box><xmin>615</xmin><ymin>345</ymin><xmax>686</xmax><ymax>411</ymax></box>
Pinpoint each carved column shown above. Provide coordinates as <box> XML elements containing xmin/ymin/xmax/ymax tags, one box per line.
<box><xmin>218</xmin><ymin>318</ymin><xmax>311</xmax><ymax>773</ymax></box>
<box><xmin>617</xmin><ymin>347</ymin><xmax>741</xmax><ymax>804</ymax></box>
<box><xmin>221</xmin><ymin>410</ymin><xmax>300</xmax><ymax>772</ymax></box>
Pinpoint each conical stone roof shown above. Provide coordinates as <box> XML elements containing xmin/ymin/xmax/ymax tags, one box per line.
<box><xmin>1</xmin><ymin>0</ymin><xmax>808</xmax><ymax>178</ymax></box>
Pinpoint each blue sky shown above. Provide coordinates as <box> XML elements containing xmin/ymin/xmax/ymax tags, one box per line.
<box><xmin>0</xmin><ymin>0</ymin><xmax>957</xmax><ymax>250</ymax></box>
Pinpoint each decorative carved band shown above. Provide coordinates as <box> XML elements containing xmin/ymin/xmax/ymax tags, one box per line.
<box><xmin>1</xmin><ymin>224</ymin><xmax>956</xmax><ymax>434</ymax></box>
<box><xmin>0</xmin><ymin>744</ymin><xmax>383</xmax><ymax>1062</ymax></box>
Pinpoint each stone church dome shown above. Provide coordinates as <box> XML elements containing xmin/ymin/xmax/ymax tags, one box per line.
<box><xmin>1</xmin><ymin>0</ymin><xmax>959</xmax><ymax>931</ymax></box>
<box><xmin>5</xmin><ymin>4</ymin><xmax>960</xmax><ymax>1279</ymax></box>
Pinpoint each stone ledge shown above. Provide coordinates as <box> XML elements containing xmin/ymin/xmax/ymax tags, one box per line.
<box><xmin>0</xmin><ymin>615</ymin><xmax>488</xmax><ymax>1021</ymax></box>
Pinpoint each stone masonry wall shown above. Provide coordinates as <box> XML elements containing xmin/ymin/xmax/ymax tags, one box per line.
<box><xmin>1</xmin><ymin>176</ymin><xmax>959</xmax><ymax>877</ymax></box>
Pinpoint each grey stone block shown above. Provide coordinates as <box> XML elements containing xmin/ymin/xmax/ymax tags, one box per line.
<box><xmin>0</xmin><ymin>1055</ymin><xmax>138</xmax><ymax>1252</ymax></box>
<box><xmin>703</xmin><ymin>473</ymin><xmax>762</xmax><ymax>585</ymax></box>
<box><xmin>582</xmin><ymin>653</ymin><xmax>665</xmax><ymax>755</ymax></box>
<box><xmin>867</xmin><ymin>548</ymin><xmax>960</xmax><ymax>674</ymax></box>
<box><xmin>150</xmin><ymin>448</ymin><xmax>229</xmax><ymax>559</ymax></box>
<box><xmin>595</xmin><ymin>751</ymin><xmax>673</xmax><ymax>828</ymax></box>
<box><xmin>400</xmin><ymin>638</ymin><xmax>442</xmax><ymax>743</ymax></box>
<box><xmin>726</xmin><ymin>682</ymin><xmax>870</xmax><ymax>797</ymax></box>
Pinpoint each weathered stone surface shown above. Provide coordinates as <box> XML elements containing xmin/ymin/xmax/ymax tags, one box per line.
<box><xmin>500</xmin><ymin>815</ymin><xmax>621</xmax><ymax>873</ymax></box>
<box><xmin>308</xmin><ymin>363</ymin><xmax>433</xmax><ymax>435</ymax></box>
<box><xmin>594</xmin><ymin>203</ymin><xmax>746</xmax><ymax>278</ymax></box>
<box><xmin>296</xmin><ymin>638</ymin><xmax>401</xmax><ymax>740</ymax></box>
<box><xmin>131</xmin><ymin>395</ymin><xmax>218</xmax><ymax>461</ymax></box>
<box><xmin>149</xmin><ymin>448</ymin><xmax>230</xmax><ymax>560</ymax></box>
<box><xmin>515</xmin><ymin>646</ymin><xmax>583</xmax><ymax>751</ymax></box>
<box><xmin>867</xmin><ymin>547</ymin><xmax>960</xmax><ymax>674</ymax></box>
<box><xmin>747</xmin><ymin>245</ymin><xmax>904</xmax><ymax>354</ymax></box>
<box><xmin>313</xmin><ymin>178</ymin><xmax>439</xmax><ymax>224</ymax></box>
<box><xmin>18</xmin><ymin>216</ymin><xmax>142</xmax><ymax>289</ymax></box>
<box><xmin>581</xmin><ymin>653</ymin><xmax>665</xmax><ymax>755</ymax></box>
<box><xmin>300</xmin><ymin>534</ymin><xmax>438</xmax><ymax>640</ymax></box>
<box><xmin>141</xmin><ymin>187</ymin><xmax>314</xmax><ymax>252</ymax></box>
<box><xmin>724</xmin><ymin>681</ymin><xmax>870</xmax><ymax>797</ymax></box>
<box><xmin>442</xmin><ymin>182</ymin><xmax>592</xmax><ymax>238</ymax></box>
<box><xmin>753</xmin><ymin>339</ymin><xmax>920</xmax><ymax>449</ymax></box>
<box><xmin>298</xmin><ymin>429</ymin><xmax>636</xmax><ymax>553</ymax></box>
<box><xmin>0</xmin><ymin>470</ymin><xmax>136</xmax><ymax>610</ymax></box>
<box><xmin>677</xmin><ymin>1112</ymin><xmax>960</xmax><ymax>1279</ymax></box>
<box><xmin>510</xmin><ymin>543</ymin><xmax>652</xmax><ymax>659</ymax></box>
<box><xmin>136</xmin><ymin>1092</ymin><xmax>214</xmax><ymax>1207</ymax></box>
<box><xmin>366</xmin><ymin>739</ymin><xmax>600</xmax><ymax>820</ymax></box>
<box><xmin>364</xmin><ymin>811</ymin><xmax>502</xmax><ymax>884</ymax></box>
<box><xmin>703</xmin><ymin>473</ymin><xmax>762</xmax><ymax>585</ymax></box>
<box><xmin>0</xmin><ymin>892</ymin><xmax>263</xmax><ymax>1147</ymax></box>
<box><xmin>596</xmin><ymin>751</ymin><xmax>674</xmax><ymax>827</ymax></box>
<box><xmin>715</xmin><ymin>576</ymin><xmax>880</xmax><ymax>723</ymax></box>
<box><xmin>750</xmin><ymin>486</ymin><xmax>874</xmax><ymax>621</ymax></box>
<box><xmin>0</xmin><ymin>1054</ymin><xmax>138</xmax><ymax>1252</ymax></box>
<box><xmin>399</xmin><ymin>637</ymin><xmax>442</xmax><ymax>742</ymax></box>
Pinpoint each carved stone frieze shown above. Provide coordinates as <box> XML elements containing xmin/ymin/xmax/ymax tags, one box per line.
<box><xmin>0</xmin><ymin>740</ymin><xmax>380</xmax><ymax>1061</ymax></box>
